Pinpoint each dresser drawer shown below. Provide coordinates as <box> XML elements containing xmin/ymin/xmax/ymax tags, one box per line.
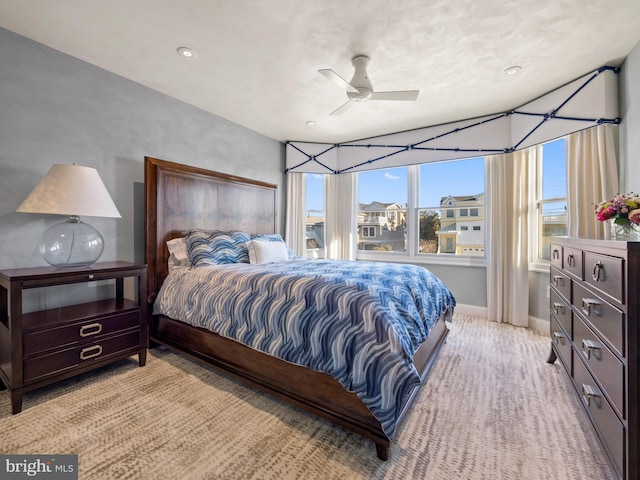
<box><xmin>573</xmin><ymin>353</ymin><xmax>624</xmax><ymax>478</ymax></box>
<box><xmin>24</xmin><ymin>311</ymin><xmax>141</xmax><ymax>356</ymax></box>
<box><xmin>573</xmin><ymin>314</ymin><xmax>625</xmax><ymax>417</ymax></box>
<box><xmin>23</xmin><ymin>330</ymin><xmax>141</xmax><ymax>383</ymax></box>
<box><xmin>550</xmin><ymin>243</ymin><xmax>563</xmax><ymax>268</ymax></box>
<box><xmin>550</xmin><ymin>267</ymin><xmax>571</xmax><ymax>302</ymax></box>
<box><xmin>550</xmin><ymin>289</ymin><xmax>571</xmax><ymax>338</ymax></box>
<box><xmin>563</xmin><ymin>246</ymin><xmax>583</xmax><ymax>279</ymax></box>
<box><xmin>584</xmin><ymin>251</ymin><xmax>624</xmax><ymax>305</ymax></box>
<box><xmin>551</xmin><ymin>317</ymin><xmax>571</xmax><ymax>376</ymax></box>
<box><xmin>572</xmin><ymin>282</ymin><xmax>624</xmax><ymax>358</ymax></box>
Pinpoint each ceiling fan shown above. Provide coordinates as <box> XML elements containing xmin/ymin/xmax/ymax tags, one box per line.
<box><xmin>318</xmin><ymin>55</ymin><xmax>419</xmax><ymax>115</ymax></box>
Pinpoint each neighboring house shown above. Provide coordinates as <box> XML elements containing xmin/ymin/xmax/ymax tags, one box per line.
<box><xmin>437</xmin><ymin>194</ymin><xmax>485</xmax><ymax>255</ymax></box>
<box><xmin>305</xmin><ymin>210</ymin><xmax>325</xmax><ymax>258</ymax></box>
<box><xmin>357</xmin><ymin>201</ymin><xmax>407</xmax><ymax>251</ymax></box>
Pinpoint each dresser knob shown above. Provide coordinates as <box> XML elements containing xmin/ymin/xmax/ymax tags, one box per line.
<box><xmin>581</xmin><ymin>383</ymin><xmax>600</xmax><ymax>407</ymax></box>
<box><xmin>581</xmin><ymin>339</ymin><xmax>600</xmax><ymax>360</ymax></box>
<box><xmin>88</xmin><ymin>274</ymin><xmax>94</xmax><ymax>280</ymax></box>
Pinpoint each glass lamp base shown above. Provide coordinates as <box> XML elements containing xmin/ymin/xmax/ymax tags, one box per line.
<box><xmin>40</xmin><ymin>217</ymin><xmax>105</xmax><ymax>267</ymax></box>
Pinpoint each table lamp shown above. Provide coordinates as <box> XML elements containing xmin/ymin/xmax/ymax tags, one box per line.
<box><xmin>16</xmin><ymin>163</ymin><xmax>121</xmax><ymax>267</ymax></box>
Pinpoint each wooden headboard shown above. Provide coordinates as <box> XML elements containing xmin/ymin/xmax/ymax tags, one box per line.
<box><xmin>144</xmin><ymin>156</ymin><xmax>278</xmax><ymax>298</ymax></box>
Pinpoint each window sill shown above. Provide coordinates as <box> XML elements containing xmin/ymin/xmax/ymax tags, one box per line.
<box><xmin>529</xmin><ymin>261</ymin><xmax>551</xmax><ymax>274</ymax></box>
<box><xmin>356</xmin><ymin>251</ymin><xmax>487</xmax><ymax>268</ymax></box>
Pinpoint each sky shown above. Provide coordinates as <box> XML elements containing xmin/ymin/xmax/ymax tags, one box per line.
<box><xmin>305</xmin><ymin>138</ymin><xmax>566</xmax><ymax>212</ymax></box>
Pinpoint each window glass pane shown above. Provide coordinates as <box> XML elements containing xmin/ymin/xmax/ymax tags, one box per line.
<box><xmin>305</xmin><ymin>174</ymin><xmax>325</xmax><ymax>259</ymax></box>
<box><xmin>542</xmin><ymin>139</ymin><xmax>567</xmax><ymax>199</ymax></box>
<box><xmin>357</xmin><ymin>167</ymin><xmax>407</xmax><ymax>252</ymax></box>
<box><xmin>419</xmin><ymin>157</ymin><xmax>485</xmax><ymax>256</ymax></box>
<box><xmin>538</xmin><ymin>139</ymin><xmax>567</xmax><ymax>261</ymax></box>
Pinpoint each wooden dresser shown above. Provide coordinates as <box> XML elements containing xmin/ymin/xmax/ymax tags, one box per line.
<box><xmin>548</xmin><ymin>237</ymin><xmax>639</xmax><ymax>480</ymax></box>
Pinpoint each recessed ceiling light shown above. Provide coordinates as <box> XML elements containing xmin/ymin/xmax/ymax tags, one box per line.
<box><xmin>306</xmin><ymin>121</ymin><xmax>316</xmax><ymax>126</ymax></box>
<box><xmin>503</xmin><ymin>66</ymin><xmax>522</xmax><ymax>76</ymax></box>
<box><xmin>177</xmin><ymin>47</ymin><xmax>197</xmax><ymax>59</ymax></box>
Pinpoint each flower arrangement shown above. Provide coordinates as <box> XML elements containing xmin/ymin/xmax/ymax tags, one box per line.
<box><xmin>594</xmin><ymin>192</ymin><xmax>640</xmax><ymax>225</ymax></box>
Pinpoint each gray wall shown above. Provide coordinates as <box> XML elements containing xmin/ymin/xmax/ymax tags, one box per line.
<box><xmin>0</xmin><ymin>27</ymin><xmax>285</xmax><ymax>274</ymax></box>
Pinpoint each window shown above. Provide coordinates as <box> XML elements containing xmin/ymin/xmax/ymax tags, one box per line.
<box><xmin>305</xmin><ymin>174</ymin><xmax>325</xmax><ymax>259</ymax></box>
<box><xmin>419</xmin><ymin>157</ymin><xmax>485</xmax><ymax>256</ymax></box>
<box><xmin>532</xmin><ymin>139</ymin><xmax>567</xmax><ymax>263</ymax></box>
<box><xmin>357</xmin><ymin>167</ymin><xmax>408</xmax><ymax>252</ymax></box>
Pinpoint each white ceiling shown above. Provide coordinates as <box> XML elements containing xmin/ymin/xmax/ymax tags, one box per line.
<box><xmin>1</xmin><ymin>0</ymin><xmax>639</xmax><ymax>144</ymax></box>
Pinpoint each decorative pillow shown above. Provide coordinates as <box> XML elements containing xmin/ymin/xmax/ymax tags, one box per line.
<box><xmin>246</xmin><ymin>239</ymin><xmax>289</xmax><ymax>264</ymax></box>
<box><xmin>249</xmin><ymin>233</ymin><xmax>298</xmax><ymax>259</ymax></box>
<box><xmin>166</xmin><ymin>237</ymin><xmax>189</xmax><ymax>269</ymax></box>
<box><xmin>184</xmin><ymin>229</ymin><xmax>251</xmax><ymax>266</ymax></box>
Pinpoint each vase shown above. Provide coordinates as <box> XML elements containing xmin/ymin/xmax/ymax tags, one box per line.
<box><xmin>610</xmin><ymin>221</ymin><xmax>640</xmax><ymax>241</ymax></box>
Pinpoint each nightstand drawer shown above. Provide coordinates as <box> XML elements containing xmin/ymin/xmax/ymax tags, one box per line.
<box><xmin>23</xmin><ymin>330</ymin><xmax>141</xmax><ymax>383</ymax></box>
<box><xmin>584</xmin><ymin>251</ymin><xmax>624</xmax><ymax>304</ymax></box>
<box><xmin>24</xmin><ymin>311</ymin><xmax>141</xmax><ymax>356</ymax></box>
<box><xmin>574</xmin><ymin>314</ymin><xmax>624</xmax><ymax>417</ymax></box>
<box><xmin>573</xmin><ymin>282</ymin><xmax>624</xmax><ymax>358</ymax></box>
<box><xmin>573</xmin><ymin>352</ymin><xmax>624</xmax><ymax>477</ymax></box>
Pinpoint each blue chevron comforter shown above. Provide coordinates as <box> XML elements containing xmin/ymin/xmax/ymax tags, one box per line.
<box><xmin>153</xmin><ymin>259</ymin><xmax>455</xmax><ymax>438</ymax></box>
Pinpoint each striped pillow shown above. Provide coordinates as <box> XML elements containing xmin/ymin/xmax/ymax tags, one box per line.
<box><xmin>184</xmin><ymin>230</ymin><xmax>251</xmax><ymax>266</ymax></box>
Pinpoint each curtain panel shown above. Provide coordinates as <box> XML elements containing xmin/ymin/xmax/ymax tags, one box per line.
<box><xmin>285</xmin><ymin>172</ymin><xmax>307</xmax><ymax>256</ymax></box>
<box><xmin>486</xmin><ymin>148</ymin><xmax>537</xmax><ymax>327</ymax></box>
<box><xmin>566</xmin><ymin>124</ymin><xmax>619</xmax><ymax>239</ymax></box>
<box><xmin>324</xmin><ymin>173</ymin><xmax>357</xmax><ymax>260</ymax></box>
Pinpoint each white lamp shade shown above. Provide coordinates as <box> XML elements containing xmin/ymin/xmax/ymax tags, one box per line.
<box><xmin>16</xmin><ymin>164</ymin><xmax>121</xmax><ymax>218</ymax></box>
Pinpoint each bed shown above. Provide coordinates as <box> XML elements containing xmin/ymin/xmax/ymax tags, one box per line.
<box><xmin>144</xmin><ymin>156</ymin><xmax>455</xmax><ymax>460</ymax></box>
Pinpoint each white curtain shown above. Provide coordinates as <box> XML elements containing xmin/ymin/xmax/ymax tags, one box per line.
<box><xmin>284</xmin><ymin>172</ymin><xmax>307</xmax><ymax>256</ymax></box>
<box><xmin>324</xmin><ymin>173</ymin><xmax>357</xmax><ymax>260</ymax></box>
<box><xmin>486</xmin><ymin>148</ymin><xmax>537</xmax><ymax>327</ymax></box>
<box><xmin>566</xmin><ymin>124</ymin><xmax>619</xmax><ymax>239</ymax></box>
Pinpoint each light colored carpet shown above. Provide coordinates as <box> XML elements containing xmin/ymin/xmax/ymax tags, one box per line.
<box><xmin>0</xmin><ymin>315</ymin><xmax>615</xmax><ymax>479</ymax></box>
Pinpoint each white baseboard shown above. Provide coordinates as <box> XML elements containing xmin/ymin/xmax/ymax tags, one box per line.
<box><xmin>454</xmin><ymin>304</ymin><xmax>549</xmax><ymax>335</ymax></box>
<box><xmin>454</xmin><ymin>304</ymin><xmax>487</xmax><ymax>318</ymax></box>
<box><xmin>528</xmin><ymin>316</ymin><xmax>549</xmax><ymax>335</ymax></box>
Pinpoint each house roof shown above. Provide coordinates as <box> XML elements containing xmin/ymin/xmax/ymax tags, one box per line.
<box><xmin>0</xmin><ymin>1</ymin><xmax>638</xmax><ymax>144</ymax></box>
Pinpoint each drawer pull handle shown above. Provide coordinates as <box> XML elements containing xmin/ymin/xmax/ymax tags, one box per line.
<box><xmin>552</xmin><ymin>248</ymin><xmax>560</xmax><ymax>260</ymax></box>
<box><xmin>592</xmin><ymin>261</ymin><xmax>604</xmax><ymax>282</ymax></box>
<box><xmin>552</xmin><ymin>275</ymin><xmax>565</xmax><ymax>287</ymax></box>
<box><xmin>567</xmin><ymin>253</ymin><xmax>575</xmax><ymax>267</ymax></box>
<box><xmin>581</xmin><ymin>339</ymin><xmax>600</xmax><ymax>359</ymax></box>
<box><xmin>79</xmin><ymin>322</ymin><xmax>103</xmax><ymax>337</ymax></box>
<box><xmin>80</xmin><ymin>345</ymin><xmax>103</xmax><ymax>360</ymax></box>
<box><xmin>552</xmin><ymin>331</ymin><xmax>565</xmax><ymax>345</ymax></box>
<box><xmin>552</xmin><ymin>302</ymin><xmax>566</xmax><ymax>315</ymax></box>
<box><xmin>581</xmin><ymin>298</ymin><xmax>601</xmax><ymax>317</ymax></box>
<box><xmin>581</xmin><ymin>383</ymin><xmax>600</xmax><ymax>407</ymax></box>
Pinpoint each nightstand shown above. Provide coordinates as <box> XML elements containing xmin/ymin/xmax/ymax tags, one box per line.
<box><xmin>0</xmin><ymin>261</ymin><xmax>147</xmax><ymax>414</ymax></box>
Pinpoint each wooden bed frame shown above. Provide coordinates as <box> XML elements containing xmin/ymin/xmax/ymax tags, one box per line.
<box><xmin>144</xmin><ymin>156</ymin><xmax>452</xmax><ymax>460</ymax></box>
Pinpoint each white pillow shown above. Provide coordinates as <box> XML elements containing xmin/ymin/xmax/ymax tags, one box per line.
<box><xmin>167</xmin><ymin>237</ymin><xmax>189</xmax><ymax>269</ymax></box>
<box><xmin>246</xmin><ymin>239</ymin><xmax>289</xmax><ymax>264</ymax></box>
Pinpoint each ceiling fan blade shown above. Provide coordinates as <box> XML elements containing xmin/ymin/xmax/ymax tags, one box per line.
<box><xmin>318</xmin><ymin>69</ymin><xmax>358</xmax><ymax>93</ymax></box>
<box><xmin>329</xmin><ymin>100</ymin><xmax>354</xmax><ymax>116</ymax></box>
<box><xmin>370</xmin><ymin>90</ymin><xmax>419</xmax><ymax>101</ymax></box>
